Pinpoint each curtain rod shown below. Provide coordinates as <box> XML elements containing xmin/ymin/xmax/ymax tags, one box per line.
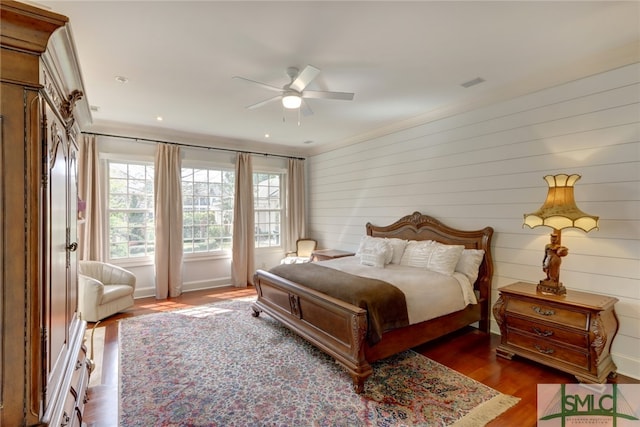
<box><xmin>82</xmin><ymin>131</ymin><xmax>306</xmax><ymax>161</ymax></box>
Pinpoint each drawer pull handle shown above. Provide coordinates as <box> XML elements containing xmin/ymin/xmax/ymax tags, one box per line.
<box><xmin>534</xmin><ymin>344</ymin><xmax>555</xmax><ymax>354</ymax></box>
<box><xmin>533</xmin><ymin>306</ymin><xmax>555</xmax><ymax>316</ymax></box>
<box><xmin>532</xmin><ymin>327</ymin><xmax>553</xmax><ymax>337</ymax></box>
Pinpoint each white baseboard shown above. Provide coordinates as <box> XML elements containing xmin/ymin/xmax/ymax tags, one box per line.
<box><xmin>133</xmin><ymin>277</ymin><xmax>233</xmax><ymax>299</ymax></box>
<box><xmin>610</xmin><ymin>353</ymin><xmax>640</xmax><ymax>381</ymax></box>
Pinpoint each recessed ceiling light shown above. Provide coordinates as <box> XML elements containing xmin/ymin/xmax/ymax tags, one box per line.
<box><xmin>156</xmin><ymin>116</ymin><xmax>163</xmax><ymax>122</ymax></box>
<box><xmin>303</xmin><ymin>140</ymin><xmax>314</xmax><ymax>144</ymax></box>
<box><xmin>264</xmin><ymin>133</ymin><xmax>270</xmax><ymax>138</ymax></box>
<box><xmin>115</xmin><ymin>75</ymin><xmax>129</xmax><ymax>84</ymax></box>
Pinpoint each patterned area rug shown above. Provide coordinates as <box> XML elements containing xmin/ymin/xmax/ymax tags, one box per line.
<box><xmin>119</xmin><ymin>299</ymin><xmax>518</xmax><ymax>426</ymax></box>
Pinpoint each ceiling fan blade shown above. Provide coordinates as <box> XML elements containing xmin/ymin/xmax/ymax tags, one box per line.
<box><xmin>246</xmin><ymin>95</ymin><xmax>280</xmax><ymax>110</ymax></box>
<box><xmin>300</xmin><ymin>99</ymin><xmax>313</xmax><ymax>117</ymax></box>
<box><xmin>233</xmin><ymin>76</ymin><xmax>282</xmax><ymax>92</ymax></box>
<box><xmin>290</xmin><ymin>65</ymin><xmax>320</xmax><ymax>92</ymax></box>
<box><xmin>303</xmin><ymin>90</ymin><xmax>354</xmax><ymax>101</ymax></box>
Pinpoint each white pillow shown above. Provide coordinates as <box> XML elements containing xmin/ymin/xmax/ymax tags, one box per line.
<box><xmin>385</xmin><ymin>238</ymin><xmax>408</xmax><ymax>264</ymax></box>
<box><xmin>356</xmin><ymin>236</ymin><xmax>393</xmax><ymax>264</ymax></box>
<box><xmin>455</xmin><ymin>249</ymin><xmax>485</xmax><ymax>284</ymax></box>
<box><xmin>427</xmin><ymin>243</ymin><xmax>465</xmax><ymax>276</ymax></box>
<box><xmin>360</xmin><ymin>249</ymin><xmax>386</xmax><ymax>268</ymax></box>
<box><xmin>399</xmin><ymin>240</ymin><xmax>435</xmax><ymax>268</ymax></box>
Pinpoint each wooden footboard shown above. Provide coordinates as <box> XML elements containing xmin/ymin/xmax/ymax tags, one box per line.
<box><xmin>252</xmin><ymin>269</ymin><xmax>373</xmax><ymax>392</ymax></box>
<box><xmin>253</xmin><ymin>268</ymin><xmax>486</xmax><ymax>393</ymax></box>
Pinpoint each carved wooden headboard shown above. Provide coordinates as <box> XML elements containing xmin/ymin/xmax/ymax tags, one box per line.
<box><xmin>366</xmin><ymin>211</ymin><xmax>494</xmax><ymax>302</ymax></box>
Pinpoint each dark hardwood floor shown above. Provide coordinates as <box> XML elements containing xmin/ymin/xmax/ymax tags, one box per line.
<box><xmin>83</xmin><ymin>286</ymin><xmax>638</xmax><ymax>427</ymax></box>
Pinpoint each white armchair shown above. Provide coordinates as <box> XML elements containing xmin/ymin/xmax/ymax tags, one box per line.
<box><xmin>78</xmin><ymin>260</ymin><xmax>136</xmax><ymax>322</ymax></box>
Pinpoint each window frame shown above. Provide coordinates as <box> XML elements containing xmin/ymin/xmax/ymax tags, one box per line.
<box><xmin>101</xmin><ymin>153</ymin><xmax>288</xmax><ymax>265</ymax></box>
<box><xmin>253</xmin><ymin>169</ymin><xmax>285</xmax><ymax>250</ymax></box>
<box><xmin>181</xmin><ymin>161</ymin><xmax>236</xmax><ymax>260</ymax></box>
<box><xmin>103</xmin><ymin>155</ymin><xmax>156</xmax><ymax>266</ymax></box>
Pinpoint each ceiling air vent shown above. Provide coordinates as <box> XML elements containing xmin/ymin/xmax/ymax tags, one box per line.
<box><xmin>461</xmin><ymin>77</ymin><xmax>485</xmax><ymax>88</ymax></box>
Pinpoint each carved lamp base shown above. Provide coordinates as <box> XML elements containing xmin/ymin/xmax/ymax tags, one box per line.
<box><xmin>537</xmin><ymin>279</ymin><xmax>566</xmax><ymax>296</ymax></box>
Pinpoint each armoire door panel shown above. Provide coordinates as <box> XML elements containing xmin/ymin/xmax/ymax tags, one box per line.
<box><xmin>44</xmin><ymin>103</ymin><xmax>71</xmax><ymax>409</ymax></box>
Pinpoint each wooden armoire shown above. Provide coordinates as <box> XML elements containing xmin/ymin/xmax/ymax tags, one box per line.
<box><xmin>1</xmin><ymin>2</ymin><xmax>92</xmax><ymax>425</ymax></box>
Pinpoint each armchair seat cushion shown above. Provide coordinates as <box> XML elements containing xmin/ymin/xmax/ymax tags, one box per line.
<box><xmin>281</xmin><ymin>256</ymin><xmax>313</xmax><ymax>264</ymax></box>
<box><xmin>102</xmin><ymin>284</ymin><xmax>136</xmax><ymax>303</ymax></box>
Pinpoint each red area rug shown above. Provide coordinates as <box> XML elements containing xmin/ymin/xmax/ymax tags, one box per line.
<box><xmin>119</xmin><ymin>298</ymin><xmax>518</xmax><ymax>426</ymax></box>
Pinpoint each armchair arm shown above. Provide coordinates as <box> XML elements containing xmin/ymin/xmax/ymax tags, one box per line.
<box><xmin>78</xmin><ymin>274</ymin><xmax>105</xmax><ymax>305</ymax></box>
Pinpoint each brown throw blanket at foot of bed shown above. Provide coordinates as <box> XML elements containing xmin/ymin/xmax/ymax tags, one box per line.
<box><xmin>268</xmin><ymin>263</ymin><xmax>409</xmax><ymax>345</ymax></box>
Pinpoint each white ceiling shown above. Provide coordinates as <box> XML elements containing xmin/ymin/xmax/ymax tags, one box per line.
<box><xmin>35</xmin><ymin>1</ymin><xmax>640</xmax><ymax>155</ymax></box>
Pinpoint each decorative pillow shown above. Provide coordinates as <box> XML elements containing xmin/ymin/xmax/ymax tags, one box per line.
<box><xmin>385</xmin><ymin>238</ymin><xmax>408</xmax><ymax>264</ymax></box>
<box><xmin>455</xmin><ymin>249</ymin><xmax>485</xmax><ymax>284</ymax></box>
<box><xmin>360</xmin><ymin>249</ymin><xmax>386</xmax><ymax>268</ymax></box>
<box><xmin>356</xmin><ymin>236</ymin><xmax>393</xmax><ymax>264</ymax></box>
<box><xmin>399</xmin><ymin>240</ymin><xmax>436</xmax><ymax>268</ymax></box>
<box><xmin>427</xmin><ymin>243</ymin><xmax>465</xmax><ymax>276</ymax></box>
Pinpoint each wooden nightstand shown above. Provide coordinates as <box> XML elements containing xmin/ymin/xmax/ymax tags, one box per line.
<box><xmin>312</xmin><ymin>249</ymin><xmax>355</xmax><ymax>262</ymax></box>
<box><xmin>493</xmin><ymin>282</ymin><xmax>618</xmax><ymax>383</ymax></box>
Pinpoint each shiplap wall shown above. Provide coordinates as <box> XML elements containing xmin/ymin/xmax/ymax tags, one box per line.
<box><xmin>306</xmin><ymin>63</ymin><xmax>640</xmax><ymax>379</ymax></box>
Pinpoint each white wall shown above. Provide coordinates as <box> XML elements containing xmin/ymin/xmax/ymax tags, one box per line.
<box><xmin>306</xmin><ymin>63</ymin><xmax>640</xmax><ymax>379</ymax></box>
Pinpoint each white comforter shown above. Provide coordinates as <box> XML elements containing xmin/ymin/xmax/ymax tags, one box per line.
<box><xmin>317</xmin><ymin>256</ymin><xmax>477</xmax><ymax>325</ymax></box>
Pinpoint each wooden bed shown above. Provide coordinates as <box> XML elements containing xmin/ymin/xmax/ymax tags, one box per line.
<box><xmin>252</xmin><ymin>212</ymin><xmax>494</xmax><ymax>393</ymax></box>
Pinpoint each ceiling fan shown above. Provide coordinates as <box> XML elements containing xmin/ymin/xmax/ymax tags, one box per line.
<box><xmin>233</xmin><ymin>65</ymin><xmax>354</xmax><ymax>116</ymax></box>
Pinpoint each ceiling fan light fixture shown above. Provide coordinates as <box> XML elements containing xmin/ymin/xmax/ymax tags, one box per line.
<box><xmin>282</xmin><ymin>92</ymin><xmax>302</xmax><ymax>109</ymax></box>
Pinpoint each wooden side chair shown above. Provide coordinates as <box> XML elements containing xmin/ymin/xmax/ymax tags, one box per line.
<box><xmin>281</xmin><ymin>238</ymin><xmax>318</xmax><ymax>264</ymax></box>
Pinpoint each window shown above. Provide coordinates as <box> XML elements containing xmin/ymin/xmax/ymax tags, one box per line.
<box><xmin>182</xmin><ymin>167</ymin><xmax>235</xmax><ymax>254</ymax></box>
<box><xmin>254</xmin><ymin>172</ymin><xmax>283</xmax><ymax>248</ymax></box>
<box><xmin>106</xmin><ymin>158</ymin><xmax>283</xmax><ymax>259</ymax></box>
<box><xmin>107</xmin><ymin>161</ymin><xmax>155</xmax><ymax>259</ymax></box>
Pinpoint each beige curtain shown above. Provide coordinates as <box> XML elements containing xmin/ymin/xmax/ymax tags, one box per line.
<box><xmin>77</xmin><ymin>134</ymin><xmax>104</xmax><ymax>261</ymax></box>
<box><xmin>285</xmin><ymin>158</ymin><xmax>306</xmax><ymax>252</ymax></box>
<box><xmin>231</xmin><ymin>152</ymin><xmax>255</xmax><ymax>287</ymax></box>
<box><xmin>154</xmin><ymin>144</ymin><xmax>183</xmax><ymax>298</ymax></box>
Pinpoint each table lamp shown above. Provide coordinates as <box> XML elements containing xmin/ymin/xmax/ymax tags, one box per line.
<box><xmin>523</xmin><ymin>174</ymin><xmax>599</xmax><ymax>295</ymax></box>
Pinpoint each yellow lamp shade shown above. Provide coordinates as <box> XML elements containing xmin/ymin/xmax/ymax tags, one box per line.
<box><xmin>523</xmin><ymin>174</ymin><xmax>599</xmax><ymax>232</ymax></box>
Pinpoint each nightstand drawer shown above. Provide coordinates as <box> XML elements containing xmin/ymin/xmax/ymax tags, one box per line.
<box><xmin>507</xmin><ymin>298</ymin><xmax>588</xmax><ymax>330</ymax></box>
<box><xmin>506</xmin><ymin>330</ymin><xmax>589</xmax><ymax>369</ymax></box>
<box><xmin>506</xmin><ymin>315</ymin><xmax>588</xmax><ymax>348</ymax></box>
